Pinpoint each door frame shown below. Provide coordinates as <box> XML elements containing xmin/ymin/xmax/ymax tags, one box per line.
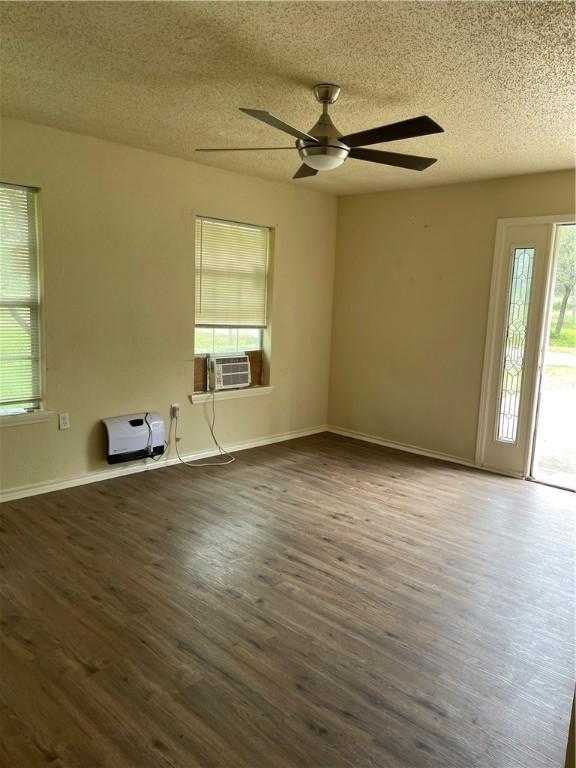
<box><xmin>476</xmin><ymin>214</ymin><xmax>573</xmax><ymax>477</ymax></box>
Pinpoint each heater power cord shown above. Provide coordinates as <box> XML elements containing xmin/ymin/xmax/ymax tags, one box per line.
<box><xmin>144</xmin><ymin>411</ymin><xmax>168</xmax><ymax>462</ymax></box>
<box><xmin>173</xmin><ymin>390</ymin><xmax>235</xmax><ymax>467</ymax></box>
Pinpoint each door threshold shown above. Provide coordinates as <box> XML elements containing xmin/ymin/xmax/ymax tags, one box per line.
<box><xmin>526</xmin><ymin>476</ymin><xmax>576</xmax><ymax>493</ymax></box>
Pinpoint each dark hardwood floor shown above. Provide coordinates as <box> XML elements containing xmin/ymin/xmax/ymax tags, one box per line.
<box><xmin>0</xmin><ymin>433</ymin><xmax>574</xmax><ymax>768</ymax></box>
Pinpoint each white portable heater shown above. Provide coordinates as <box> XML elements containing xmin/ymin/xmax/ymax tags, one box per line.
<box><xmin>102</xmin><ymin>412</ymin><xmax>165</xmax><ymax>464</ymax></box>
<box><xmin>209</xmin><ymin>354</ymin><xmax>251</xmax><ymax>391</ymax></box>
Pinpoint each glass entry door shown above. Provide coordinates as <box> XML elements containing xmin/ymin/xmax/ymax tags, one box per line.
<box><xmin>530</xmin><ymin>224</ymin><xmax>576</xmax><ymax>490</ymax></box>
<box><xmin>477</xmin><ymin>216</ymin><xmax>571</xmax><ymax>477</ymax></box>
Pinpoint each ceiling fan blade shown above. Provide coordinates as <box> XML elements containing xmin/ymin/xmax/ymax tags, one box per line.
<box><xmin>349</xmin><ymin>147</ymin><xmax>437</xmax><ymax>171</ymax></box>
<box><xmin>340</xmin><ymin>115</ymin><xmax>443</xmax><ymax>148</ymax></box>
<box><xmin>196</xmin><ymin>147</ymin><xmax>296</xmax><ymax>152</ymax></box>
<box><xmin>239</xmin><ymin>108</ymin><xmax>319</xmax><ymax>143</ymax></box>
<box><xmin>293</xmin><ymin>164</ymin><xmax>318</xmax><ymax>179</ymax></box>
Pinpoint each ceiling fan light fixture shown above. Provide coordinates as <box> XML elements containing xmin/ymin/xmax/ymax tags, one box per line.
<box><xmin>298</xmin><ymin>144</ymin><xmax>348</xmax><ymax>171</ymax></box>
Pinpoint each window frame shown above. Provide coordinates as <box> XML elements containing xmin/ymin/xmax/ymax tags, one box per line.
<box><xmin>0</xmin><ymin>182</ymin><xmax>44</xmax><ymax>416</ymax></box>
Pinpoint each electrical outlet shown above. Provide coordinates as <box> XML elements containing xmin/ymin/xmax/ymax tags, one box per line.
<box><xmin>171</xmin><ymin>403</ymin><xmax>180</xmax><ymax>419</ymax></box>
<box><xmin>58</xmin><ymin>413</ymin><xmax>70</xmax><ymax>430</ymax></box>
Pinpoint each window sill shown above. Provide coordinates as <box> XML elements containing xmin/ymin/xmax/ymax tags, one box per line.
<box><xmin>0</xmin><ymin>410</ymin><xmax>55</xmax><ymax>428</ymax></box>
<box><xmin>190</xmin><ymin>385</ymin><xmax>273</xmax><ymax>404</ymax></box>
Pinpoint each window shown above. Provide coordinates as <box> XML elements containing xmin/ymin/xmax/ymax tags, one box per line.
<box><xmin>496</xmin><ymin>247</ymin><xmax>535</xmax><ymax>442</ymax></box>
<box><xmin>194</xmin><ymin>327</ymin><xmax>262</xmax><ymax>355</ymax></box>
<box><xmin>194</xmin><ymin>216</ymin><xmax>270</xmax><ymax>355</ymax></box>
<box><xmin>0</xmin><ymin>183</ymin><xmax>42</xmax><ymax>415</ymax></box>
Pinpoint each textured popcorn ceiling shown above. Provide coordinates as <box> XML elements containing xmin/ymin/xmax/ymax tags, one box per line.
<box><xmin>0</xmin><ymin>1</ymin><xmax>574</xmax><ymax>195</ymax></box>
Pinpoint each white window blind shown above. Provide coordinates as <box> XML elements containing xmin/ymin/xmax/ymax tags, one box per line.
<box><xmin>195</xmin><ymin>217</ymin><xmax>270</xmax><ymax>327</ymax></box>
<box><xmin>0</xmin><ymin>183</ymin><xmax>42</xmax><ymax>413</ymax></box>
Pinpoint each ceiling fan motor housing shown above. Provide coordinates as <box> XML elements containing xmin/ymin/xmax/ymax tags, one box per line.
<box><xmin>297</xmin><ymin>111</ymin><xmax>349</xmax><ymax>171</ymax></box>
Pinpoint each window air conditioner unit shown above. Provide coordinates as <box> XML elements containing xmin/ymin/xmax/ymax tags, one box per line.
<box><xmin>209</xmin><ymin>354</ymin><xmax>251</xmax><ymax>391</ymax></box>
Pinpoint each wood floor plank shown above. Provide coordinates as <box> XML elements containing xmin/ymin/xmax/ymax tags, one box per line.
<box><xmin>0</xmin><ymin>433</ymin><xmax>574</xmax><ymax>767</ymax></box>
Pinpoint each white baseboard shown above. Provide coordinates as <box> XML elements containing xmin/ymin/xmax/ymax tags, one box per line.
<box><xmin>326</xmin><ymin>426</ymin><xmax>478</xmax><ymax>469</ymax></box>
<box><xmin>0</xmin><ymin>425</ymin><xmax>328</xmax><ymax>503</ymax></box>
<box><xmin>327</xmin><ymin>427</ymin><xmax>528</xmax><ymax>479</ymax></box>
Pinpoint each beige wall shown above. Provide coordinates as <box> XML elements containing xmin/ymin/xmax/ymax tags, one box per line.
<box><xmin>1</xmin><ymin>118</ymin><xmax>573</xmax><ymax>496</ymax></box>
<box><xmin>0</xmin><ymin>119</ymin><xmax>337</xmax><ymax>494</ymax></box>
<box><xmin>329</xmin><ymin>171</ymin><xmax>575</xmax><ymax>461</ymax></box>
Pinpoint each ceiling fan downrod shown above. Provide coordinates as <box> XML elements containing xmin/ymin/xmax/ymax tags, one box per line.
<box><xmin>298</xmin><ymin>83</ymin><xmax>349</xmax><ymax>172</ymax></box>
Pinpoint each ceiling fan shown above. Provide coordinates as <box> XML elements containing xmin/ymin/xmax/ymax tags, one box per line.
<box><xmin>196</xmin><ymin>83</ymin><xmax>444</xmax><ymax>179</ymax></box>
